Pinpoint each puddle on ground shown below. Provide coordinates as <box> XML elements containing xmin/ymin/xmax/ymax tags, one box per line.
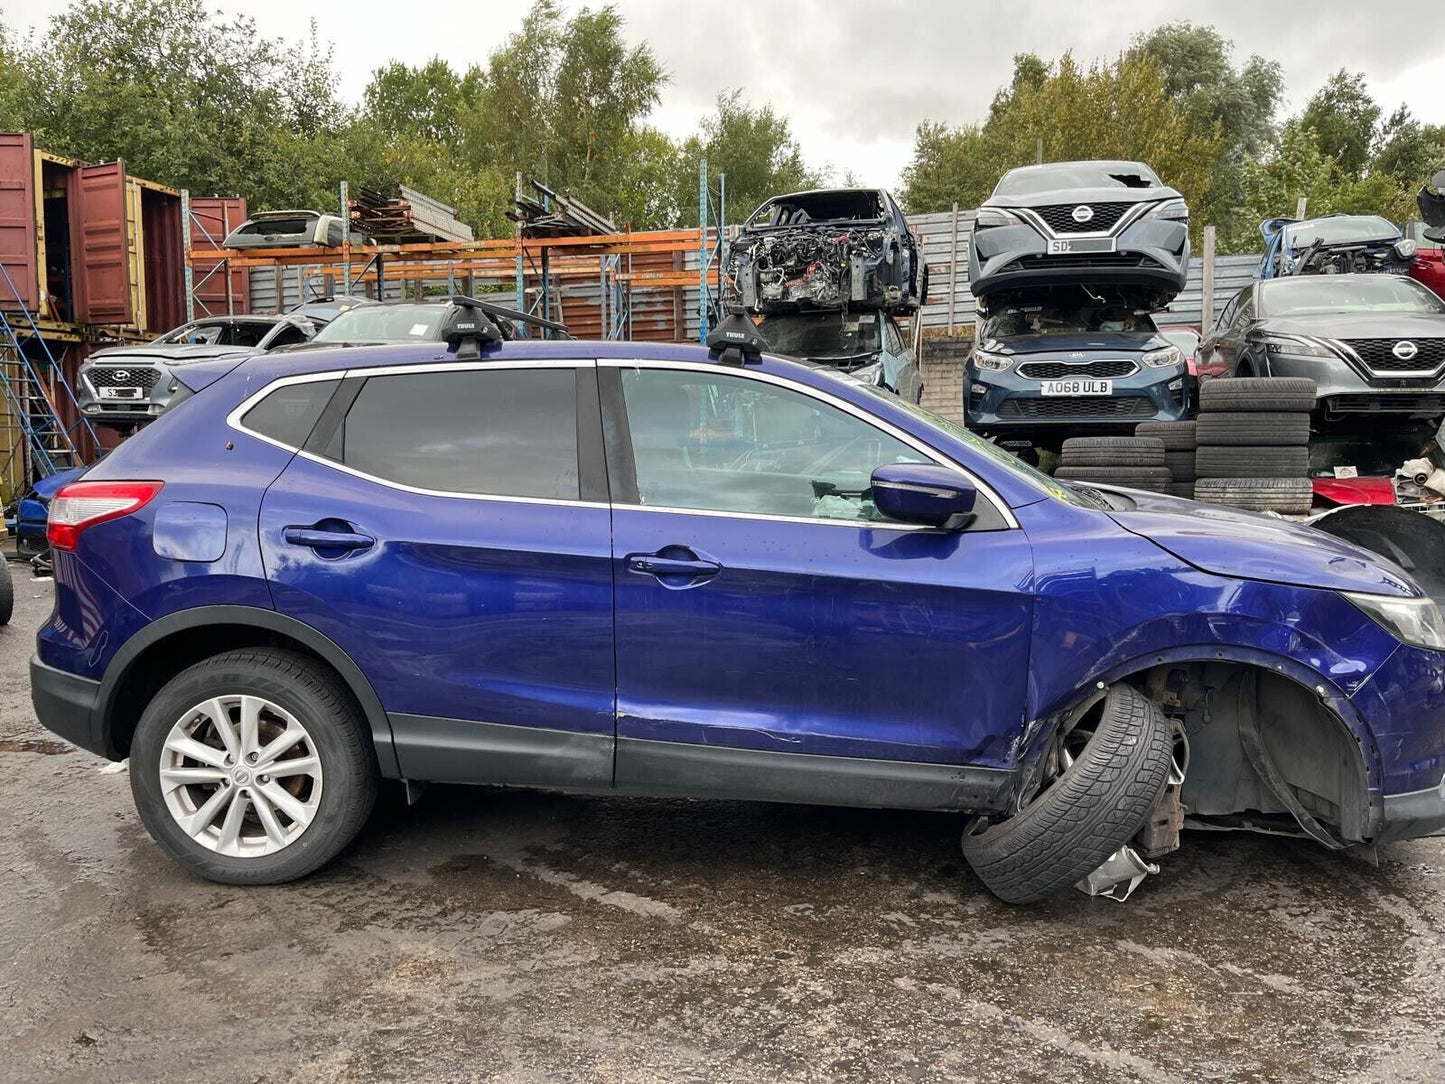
<box><xmin>0</xmin><ymin>738</ymin><xmax>73</xmax><ymax>755</ymax></box>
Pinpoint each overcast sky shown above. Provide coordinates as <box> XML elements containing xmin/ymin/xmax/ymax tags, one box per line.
<box><xmin>6</xmin><ymin>0</ymin><xmax>1445</xmax><ymax>189</ymax></box>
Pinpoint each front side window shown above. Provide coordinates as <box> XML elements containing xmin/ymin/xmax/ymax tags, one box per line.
<box><xmin>619</xmin><ymin>368</ymin><xmax>927</xmax><ymax>521</ymax></box>
<box><xmin>331</xmin><ymin>368</ymin><xmax>579</xmax><ymax>499</ymax></box>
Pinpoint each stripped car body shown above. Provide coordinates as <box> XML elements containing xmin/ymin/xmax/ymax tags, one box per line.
<box><xmin>727</xmin><ymin>189</ymin><xmax>926</xmax><ymax>315</ymax></box>
<box><xmin>1257</xmin><ymin>215</ymin><xmax>1417</xmax><ymax>279</ymax></box>
<box><xmin>757</xmin><ymin>310</ymin><xmax>921</xmax><ymax>402</ymax></box>
<box><xmin>969</xmin><ymin>160</ymin><xmax>1190</xmax><ymax>307</ymax></box>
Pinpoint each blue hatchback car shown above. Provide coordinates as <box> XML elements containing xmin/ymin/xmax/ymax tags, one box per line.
<box><xmin>29</xmin><ymin>311</ymin><xmax>1445</xmax><ymax>903</ymax></box>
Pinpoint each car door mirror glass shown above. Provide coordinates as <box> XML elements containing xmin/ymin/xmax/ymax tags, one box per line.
<box><xmin>871</xmin><ymin>463</ymin><xmax>977</xmax><ymax>530</ymax></box>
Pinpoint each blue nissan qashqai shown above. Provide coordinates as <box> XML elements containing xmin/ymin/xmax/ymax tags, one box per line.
<box><xmin>29</xmin><ymin>305</ymin><xmax>1445</xmax><ymax>903</ymax></box>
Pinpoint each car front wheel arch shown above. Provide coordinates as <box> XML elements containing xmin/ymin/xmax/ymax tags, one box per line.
<box><xmin>97</xmin><ymin>607</ymin><xmax>399</xmax><ymax>777</ymax></box>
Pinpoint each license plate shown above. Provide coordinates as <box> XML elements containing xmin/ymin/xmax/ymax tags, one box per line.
<box><xmin>1041</xmin><ymin>379</ymin><xmax>1113</xmax><ymax>396</ymax></box>
<box><xmin>1047</xmin><ymin>237</ymin><xmax>1116</xmax><ymax>255</ymax></box>
<box><xmin>98</xmin><ymin>387</ymin><xmax>142</xmax><ymax>400</ymax></box>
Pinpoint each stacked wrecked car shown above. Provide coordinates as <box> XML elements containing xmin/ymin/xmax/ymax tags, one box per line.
<box><xmin>964</xmin><ymin>160</ymin><xmax>1194</xmax><ymax>446</ymax></box>
<box><xmin>728</xmin><ymin>188</ymin><xmax>927</xmax><ymax>400</ymax></box>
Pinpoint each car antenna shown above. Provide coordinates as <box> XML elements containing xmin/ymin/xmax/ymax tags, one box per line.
<box><xmin>706</xmin><ymin>310</ymin><xmax>768</xmax><ymax>366</ymax></box>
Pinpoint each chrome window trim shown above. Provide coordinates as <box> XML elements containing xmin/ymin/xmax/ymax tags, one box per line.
<box><xmin>225</xmin><ymin>357</ymin><xmax>1021</xmax><ymax>528</ymax></box>
<box><xmin>600</xmin><ymin>357</ymin><xmax>1019</xmax><ymax>529</ymax></box>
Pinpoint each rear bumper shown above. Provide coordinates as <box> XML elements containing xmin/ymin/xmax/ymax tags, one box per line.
<box><xmin>29</xmin><ymin>654</ymin><xmax>108</xmax><ymax>758</ymax></box>
<box><xmin>1377</xmin><ymin>779</ymin><xmax>1445</xmax><ymax>843</ymax></box>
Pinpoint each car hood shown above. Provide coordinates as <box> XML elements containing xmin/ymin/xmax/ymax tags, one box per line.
<box><xmin>1104</xmin><ymin>489</ymin><xmax>1419</xmax><ymax>598</ymax></box>
<box><xmin>1260</xmin><ymin>313</ymin><xmax>1445</xmax><ymax>339</ymax></box>
<box><xmin>88</xmin><ymin>343</ymin><xmax>256</xmax><ymax>364</ymax></box>
<box><xmin>986</xmin><ymin>184</ymin><xmax>1183</xmax><ymax>210</ymax></box>
<box><xmin>979</xmin><ymin>331</ymin><xmax>1167</xmax><ymax>356</ymax></box>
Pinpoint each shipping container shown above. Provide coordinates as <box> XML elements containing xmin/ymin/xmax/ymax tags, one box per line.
<box><xmin>188</xmin><ymin>196</ymin><xmax>249</xmax><ymax>317</ymax></box>
<box><xmin>0</xmin><ymin>134</ymin><xmax>186</xmax><ymax>338</ymax></box>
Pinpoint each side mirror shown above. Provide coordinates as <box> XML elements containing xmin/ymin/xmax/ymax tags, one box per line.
<box><xmin>871</xmin><ymin>462</ymin><xmax>978</xmax><ymax>530</ymax></box>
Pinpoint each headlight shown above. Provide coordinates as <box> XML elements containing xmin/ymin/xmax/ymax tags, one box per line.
<box><xmin>1395</xmin><ymin>238</ymin><xmax>1419</xmax><ymax>260</ymax></box>
<box><xmin>973</xmin><ymin>349</ymin><xmax>1014</xmax><ymax>372</ymax></box>
<box><xmin>1141</xmin><ymin>345</ymin><xmax>1182</xmax><ymax>368</ymax></box>
<box><xmin>851</xmin><ymin>361</ymin><xmax>884</xmax><ymax>386</ymax></box>
<box><xmin>1144</xmin><ymin>198</ymin><xmax>1190</xmax><ymax>222</ymax></box>
<box><xmin>1258</xmin><ymin>333</ymin><xmax>1335</xmax><ymax>359</ymax></box>
<box><xmin>1346</xmin><ymin>592</ymin><xmax>1445</xmax><ymax>650</ymax></box>
<box><xmin>975</xmin><ymin>207</ymin><xmax>1024</xmax><ymax>229</ymax></box>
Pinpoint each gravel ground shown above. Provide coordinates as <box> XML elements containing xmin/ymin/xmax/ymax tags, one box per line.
<box><xmin>3</xmin><ymin>572</ymin><xmax>1445</xmax><ymax>1083</ymax></box>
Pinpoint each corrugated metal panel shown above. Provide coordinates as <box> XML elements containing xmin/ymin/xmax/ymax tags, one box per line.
<box><xmin>0</xmin><ymin>133</ymin><xmax>38</xmax><ymax>310</ymax></box>
<box><xmin>1157</xmin><ymin>255</ymin><xmax>1259</xmax><ymax>330</ymax></box>
<box><xmin>74</xmin><ymin>162</ymin><xmax>131</xmax><ymax>324</ymax></box>
<box><xmin>139</xmin><ymin>187</ymin><xmax>185</xmax><ymax>333</ymax></box>
<box><xmin>189</xmin><ymin>197</ymin><xmax>249</xmax><ymax>317</ymax></box>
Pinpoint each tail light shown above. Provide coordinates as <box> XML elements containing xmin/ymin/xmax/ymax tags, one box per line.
<box><xmin>48</xmin><ymin>481</ymin><xmax>163</xmax><ymax>552</ymax></box>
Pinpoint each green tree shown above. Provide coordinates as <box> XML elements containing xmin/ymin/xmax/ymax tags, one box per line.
<box><xmin>1372</xmin><ymin>105</ymin><xmax>1445</xmax><ymax>189</ymax></box>
<box><xmin>671</xmin><ymin>90</ymin><xmax>821</xmax><ymax>225</ymax></box>
<box><xmin>898</xmin><ymin>121</ymin><xmax>1000</xmax><ymax>213</ymax></box>
<box><xmin>362</xmin><ymin>59</ymin><xmax>480</xmax><ymax>145</ymax></box>
<box><xmin>9</xmin><ymin>0</ymin><xmax>351</xmax><ymax>210</ymax></box>
<box><xmin>1300</xmin><ymin>70</ymin><xmax>1381</xmax><ymax>176</ymax></box>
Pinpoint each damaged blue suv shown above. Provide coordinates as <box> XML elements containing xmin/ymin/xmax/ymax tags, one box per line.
<box><xmin>29</xmin><ymin>307</ymin><xmax>1445</xmax><ymax>903</ymax></box>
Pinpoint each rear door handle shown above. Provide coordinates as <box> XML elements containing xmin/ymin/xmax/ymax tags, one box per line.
<box><xmin>283</xmin><ymin>527</ymin><xmax>375</xmax><ymax>552</ymax></box>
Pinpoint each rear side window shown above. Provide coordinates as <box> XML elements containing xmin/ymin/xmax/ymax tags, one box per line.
<box><xmin>332</xmin><ymin>368</ymin><xmax>579</xmax><ymax>499</ymax></box>
<box><xmin>242</xmin><ymin>379</ymin><xmax>339</xmax><ymax>448</ymax></box>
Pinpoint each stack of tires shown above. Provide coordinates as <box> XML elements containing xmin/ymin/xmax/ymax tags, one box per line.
<box><xmin>1190</xmin><ymin>377</ymin><xmax>1316</xmax><ymax>514</ymax></box>
<box><xmin>1054</xmin><ymin>436</ymin><xmax>1171</xmax><ymax>493</ymax></box>
<box><xmin>1134</xmin><ymin>420</ymin><xmax>1197</xmax><ymax>499</ymax></box>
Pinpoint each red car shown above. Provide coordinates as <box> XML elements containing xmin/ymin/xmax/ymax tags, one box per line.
<box><xmin>1405</xmin><ymin>221</ymin><xmax>1445</xmax><ymax>297</ymax></box>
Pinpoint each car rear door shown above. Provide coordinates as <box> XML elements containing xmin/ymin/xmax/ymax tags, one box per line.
<box><xmin>602</xmin><ymin>359</ymin><xmax>1032</xmax><ymax>808</ymax></box>
<box><xmin>253</xmin><ymin>359</ymin><xmax>615</xmax><ymax>787</ymax></box>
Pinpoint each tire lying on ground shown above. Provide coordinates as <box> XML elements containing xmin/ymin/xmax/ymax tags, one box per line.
<box><xmin>1053</xmin><ymin>466</ymin><xmax>1172</xmax><ymax>492</ymax></box>
<box><xmin>1194</xmin><ymin>412</ymin><xmax>1312</xmax><ymax>447</ymax></box>
<box><xmin>1059</xmin><ymin>436</ymin><xmax>1166</xmax><ymax>468</ymax></box>
<box><xmin>1168</xmin><ymin>481</ymin><xmax>1195</xmax><ymax>499</ymax></box>
<box><xmin>1193</xmin><ymin>477</ymin><xmax>1314</xmax><ymax>514</ymax></box>
<box><xmin>1198</xmin><ymin>376</ymin><xmax>1317</xmax><ymax>413</ymax></box>
<box><xmin>1194</xmin><ymin>446</ymin><xmax>1309</xmax><ymax>478</ymax></box>
<box><xmin>1133</xmin><ymin>419</ymin><xmax>1197</xmax><ymax>450</ymax></box>
<box><xmin>1163</xmin><ymin>450</ymin><xmax>1197</xmax><ymax>483</ymax></box>
<box><xmin>962</xmin><ymin>683</ymin><xmax>1175</xmax><ymax>905</ymax></box>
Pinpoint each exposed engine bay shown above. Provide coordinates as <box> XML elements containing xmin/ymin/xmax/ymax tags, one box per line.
<box><xmin>1285</xmin><ymin>237</ymin><xmax>1415</xmax><ymax>277</ymax></box>
<box><xmin>729</xmin><ymin>227</ymin><xmax>895</xmax><ymax>311</ymax></box>
<box><xmin>726</xmin><ymin>188</ymin><xmax>925</xmax><ymax>316</ymax></box>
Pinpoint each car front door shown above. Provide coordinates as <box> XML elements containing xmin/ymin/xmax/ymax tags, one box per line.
<box><xmin>603</xmin><ymin>359</ymin><xmax>1034</xmax><ymax>808</ymax></box>
<box><xmin>1200</xmin><ymin>288</ymin><xmax>1247</xmax><ymax>379</ymax></box>
<box><xmin>254</xmin><ymin>360</ymin><xmax>615</xmax><ymax>787</ymax></box>
<box><xmin>883</xmin><ymin>316</ymin><xmax>920</xmax><ymax>402</ymax></box>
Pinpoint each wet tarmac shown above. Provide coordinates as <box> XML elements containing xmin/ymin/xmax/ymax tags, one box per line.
<box><xmin>3</xmin><ymin>575</ymin><xmax>1444</xmax><ymax>1083</ymax></box>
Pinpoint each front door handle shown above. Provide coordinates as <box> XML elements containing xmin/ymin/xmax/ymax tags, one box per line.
<box><xmin>625</xmin><ymin>547</ymin><xmax>722</xmax><ymax>587</ymax></box>
<box><xmin>283</xmin><ymin>526</ymin><xmax>375</xmax><ymax>552</ymax></box>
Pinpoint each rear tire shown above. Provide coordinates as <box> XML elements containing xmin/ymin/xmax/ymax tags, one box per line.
<box><xmin>0</xmin><ymin>558</ymin><xmax>12</xmax><ymax>626</ymax></box>
<box><xmin>130</xmin><ymin>648</ymin><xmax>378</xmax><ymax>885</ymax></box>
<box><xmin>962</xmin><ymin>684</ymin><xmax>1175</xmax><ymax>905</ymax></box>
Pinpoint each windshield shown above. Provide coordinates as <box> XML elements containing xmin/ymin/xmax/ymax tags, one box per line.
<box><xmin>982</xmin><ymin>302</ymin><xmax>1158</xmax><ymax>337</ymax></box>
<box><xmin>746</xmin><ymin>190</ymin><xmax>883</xmax><ymax>227</ymax></box>
<box><xmin>1285</xmin><ymin>216</ymin><xmax>1398</xmax><ymax>249</ymax></box>
<box><xmin>155</xmin><ymin>320</ymin><xmax>272</xmax><ymax>347</ymax></box>
<box><xmin>311</xmin><ymin>304</ymin><xmax>446</xmax><ymax>343</ymax></box>
<box><xmin>758</xmin><ymin>312</ymin><xmax>883</xmax><ymax>360</ymax></box>
<box><xmin>1262</xmin><ymin>276</ymin><xmax>1445</xmax><ymax>317</ymax></box>
<box><xmin>994</xmin><ymin>163</ymin><xmax>1159</xmax><ymax>196</ymax></box>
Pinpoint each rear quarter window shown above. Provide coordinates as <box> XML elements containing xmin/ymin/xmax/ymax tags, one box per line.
<box><xmin>241</xmin><ymin>379</ymin><xmax>340</xmax><ymax>448</ymax></box>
